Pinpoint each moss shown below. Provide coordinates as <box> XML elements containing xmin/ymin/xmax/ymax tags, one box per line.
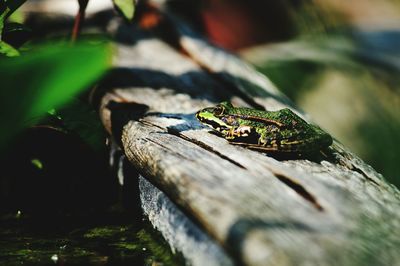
<box><xmin>0</xmin><ymin>214</ymin><xmax>183</xmax><ymax>265</ymax></box>
<box><xmin>83</xmin><ymin>226</ymin><xmax>127</xmax><ymax>239</ymax></box>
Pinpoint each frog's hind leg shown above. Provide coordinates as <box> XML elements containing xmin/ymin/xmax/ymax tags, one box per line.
<box><xmin>257</xmin><ymin>132</ymin><xmax>281</xmax><ymax>150</ymax></box>
<box><xmin>235</xmin><ymin>126</ymin><xmax>252</xmax><ymax>137</ymax></box>
<box><xmin>230</xmin><ymin>142</ymin><xmax>280</xmax><ymax>152</ymax></box>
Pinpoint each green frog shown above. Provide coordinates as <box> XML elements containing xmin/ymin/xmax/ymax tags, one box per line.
<box><xmin>195</xmin><ymin>101</ymin><xmax>332</xmax><ymax>153</ymax></box>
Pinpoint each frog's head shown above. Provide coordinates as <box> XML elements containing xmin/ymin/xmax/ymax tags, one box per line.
<box><xmin>195</xmin><ymin>102</ymin><xmax>233</xmax><ymax>132</ymax></box>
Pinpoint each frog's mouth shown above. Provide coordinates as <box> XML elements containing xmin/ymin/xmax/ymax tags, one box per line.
<box><xmin>196</xmin><ymin>111</ymin><xmax>230</xmax><ymax>132</ymax></box>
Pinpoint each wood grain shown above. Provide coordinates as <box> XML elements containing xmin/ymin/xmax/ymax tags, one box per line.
<box><xmin>99</xmin><ymin>11</ymin><xmax>400</xmax><ymax>266</ymax></box>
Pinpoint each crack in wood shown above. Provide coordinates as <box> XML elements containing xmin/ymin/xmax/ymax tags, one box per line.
<box><xmin>335</xmin><ymin>148</ymin><xmax>380</xmax><ymax>186</ymax></box>
<box><xmin>166</xmin><ymin>127</ymin><xmax>247</xmax><ymax>170</ymax></box>
<box><xmin>140</xmin><ymin>120</ymin><xmax>165</xmax><ymax>130</ymax></box>
<box><xmin>274</xmin><ymin>173</ymin><xmax>324</xmax><ymax>211</ymax></box>
<box><xmin>350</xmin><ymin>164</ymin><xmax>380</xmax><ymax>186</ymax></box>
<box><xmin>141</xmin><ymin>119</ymin><xmax>326</xmax><ymax>211</ymax></box>
<box><xmin>140</xmin><ymin>118</ymin><xmax>327</xmax><ymax>213</ymax></box>
<box><xmin>144</xmin><ymin>137</ymin><xmax>193</xmax><ymax>161</ymax></box>
<box><xmin>139</xmin><ymin>119</ymin><xmax>245</xmax><ymax>169</ymax></box>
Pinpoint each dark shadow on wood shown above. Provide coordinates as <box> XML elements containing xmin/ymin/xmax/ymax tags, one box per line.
<box><xmin>106</xmin><ymin>104</ymin><xmax>338</xmax><ymax>165</ymax></box>
<box><xmin>95</xmin><ymin>67</ymin><xmax>289</xmax><ymax>109</ymax></box>
<box><xmin>148</xmin><ymin>112</ymin><xmax>205</xmax><ymax>132</ymax></box>
<box><xmin>107</xmin><ymin>101</ymin><xmax>149</xmax><ymax>146</ymax></box>
<box><xmin>97</xmin><ymin>67</ymin><xmax>234</xmax><ymax>102</ymax></box>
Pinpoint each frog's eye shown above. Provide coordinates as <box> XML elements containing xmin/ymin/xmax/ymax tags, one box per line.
<box><xmin>213</xmin><ymin>106</ymin><xmax>224</xmax><ymax>116</ymax></box>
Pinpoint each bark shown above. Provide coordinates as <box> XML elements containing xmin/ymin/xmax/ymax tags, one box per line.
<box><xmin>98</xmin><ymin>9</ymin><xmax>400</xmax><ymax>266</ymax></box>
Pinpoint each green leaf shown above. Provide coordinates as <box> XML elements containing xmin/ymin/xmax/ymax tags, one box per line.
<box><xmin>0</xmin><ymin>41</ymin><xmax>111</xmax><ymax>150</ymax></box>
<box><xmin>112</xmin><ymin>0</ymin><xmax>135</xmax><ymax>21</ymax></box>
<box><xmin>31</xmin><ymin>158</ymin><xmax>44</xmax><ymax>169</ymax></box>
<box><xmin>0</xmin><ymin>4</ymin><xmax>7</xmax><ymax>36</ymax></box>
<box><xmin>6</xmin><ymin>8</ymin><xmax>24</xmax><ymax>23</ymax></box>
<box><xmin>0</xmin><ymin>0</ymin><xmax>27</xmax><ymax>40</ymax></box>
<box><xmin>53</xmin><ymin>99</ymin><xmax>107</xmax><ymax>152</ymax></box>
<box><xmin>1</xmin><ymin>0</ymin><xmax>26</xmax><ymax>19</ymax></box>
<box><xmin>0</xmin><ymin>40</ymin><xmax>19</xmax><ymax>56</ymax></box>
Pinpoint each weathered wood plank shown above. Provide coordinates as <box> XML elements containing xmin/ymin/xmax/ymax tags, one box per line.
<box><xmin>98</xmin><ymin>9</ymin><xmax>400</xmax><ymax>266</ymax></box>
<box><xmin>139</xmin><ymin>175</ymin><xmax>234</xmax><ymax>266</ymax></box>
<box><xmin>121</xmin><ymin>109</ymin><xmax>400</xmax><ymax>266</ymax></box>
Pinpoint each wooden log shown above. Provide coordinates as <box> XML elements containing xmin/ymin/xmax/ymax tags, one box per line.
<box><xmin>98</xmin><ymin>9</ymin><xmax>400</xmax><ymax>266</ymax></box>
<box><xmin>139</xmin><ymin>175</ymin><xmax>234</xmax><ymax>266</ymax></box>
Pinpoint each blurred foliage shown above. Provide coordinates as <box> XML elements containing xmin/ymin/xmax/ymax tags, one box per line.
<box><xmin>0</xmin><ymin>0</ymin><xmax>27</xmax><ymax>47</ymax></box>
<box><xmin>0</xmin><ymin>1</ymin><xmax>182</xmax><ymax>265</ymax></box>
<box><xmin>113</xmin><ymin>0</ymin><xmax>136</xmax><ymax>21</ymax></box>
<box><xmin>242</xmin><ymin>0</ymin><xmax>400</xmax><ymax>186</ymax></box>
<box><xmin>1</xmin><ymin>0</ymin><xmax>399</xmax><ymax>264</ymax></box>
<box><xmin>0</xmin><ymin>0</ymin><xmax>27</xmax><ymax>26</ymax></box>
<box><xmin>0</xmin><ymin>42</ymin><xmax>111</xmax><ymax>150</ymax></box>
<box><xmin>2</xmin><ymin>22</ymin><xmax>32</xmax><ymax>48</ymax></box>
<box><xmin>0</xmin><ymin>39</ymin><xmax>19</xmax><ymax>56</ymax></box>
<box><xmin>0</xmin><ymin>0</ymin><xmax>113</xmax><ymax>154</ymax></box>
<box><xmin>50</xmin><ymin>98</ymin><xmax>108</xmax><ymax>153</ymax></box>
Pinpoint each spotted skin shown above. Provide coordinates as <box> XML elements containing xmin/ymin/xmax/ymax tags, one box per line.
<box><xmin>196</xmin><ymin>102</ymin><xmax>332</xmax><ymax>153</ymax></box>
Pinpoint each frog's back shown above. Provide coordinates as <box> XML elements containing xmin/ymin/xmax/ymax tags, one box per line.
<box><xmin>227</xmin><ymin>106</ymin><xmax>332</xmax><ymax>152</ymax></box>
<box><xmin>256</xmin><ymin>108</ymin><xmax>332</xmax><ymax>152</ymax></box>
<box><xmin>271</xmin><ymin>108</ymin><xmax>307</xmax><ymax>127</ymax></box>
<box><xmin>277</xmin><ymin>123</ymin><xmax>332</xmax><ymax>152</ymax></box>
<box><xmin>236</xmin><ymin>107</ymin><xmax>308</xmax><ymax>128</ymax></box>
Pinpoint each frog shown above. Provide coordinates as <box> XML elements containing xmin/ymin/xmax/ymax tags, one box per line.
<box><xmin>195</xmin><ymin>101</ymin><xmax>332</xmax><ymax>153</ymax></box>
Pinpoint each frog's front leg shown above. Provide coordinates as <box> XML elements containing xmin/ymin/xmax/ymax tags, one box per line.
<box><xmin>223</xmin><ymin>128</ymin><xmax>236</xmax><ymax>140</ymax></box>
<box><xmin>225</xmin><ymin>126</ymin><xmax>252</xmax><ymax>140</ymax></box>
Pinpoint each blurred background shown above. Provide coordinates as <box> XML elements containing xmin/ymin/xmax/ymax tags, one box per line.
<box><xmin>0</xmin><ymin>0</ymin><xmax>399</xmax><ymax>265</ymax></box>
<box><xmin>13</xmin><ymin>0</ymin><xmax>400</xmax><ymax>191</ymax></box>
<box><xmin>178</xmin><ymin>0</ymin><xmax>400</xmax><ymax>187</ymax></box>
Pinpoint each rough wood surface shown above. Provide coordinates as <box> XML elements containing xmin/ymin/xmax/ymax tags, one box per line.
<box><xmin>98</xmin><ymin>9</ymin><xmax>400</xmax><ymax>266</ymax></box>
<box><xmin>139</xmin><ymin>175</ymin><xmax>234</xmax><ymax>266</ymax></box>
